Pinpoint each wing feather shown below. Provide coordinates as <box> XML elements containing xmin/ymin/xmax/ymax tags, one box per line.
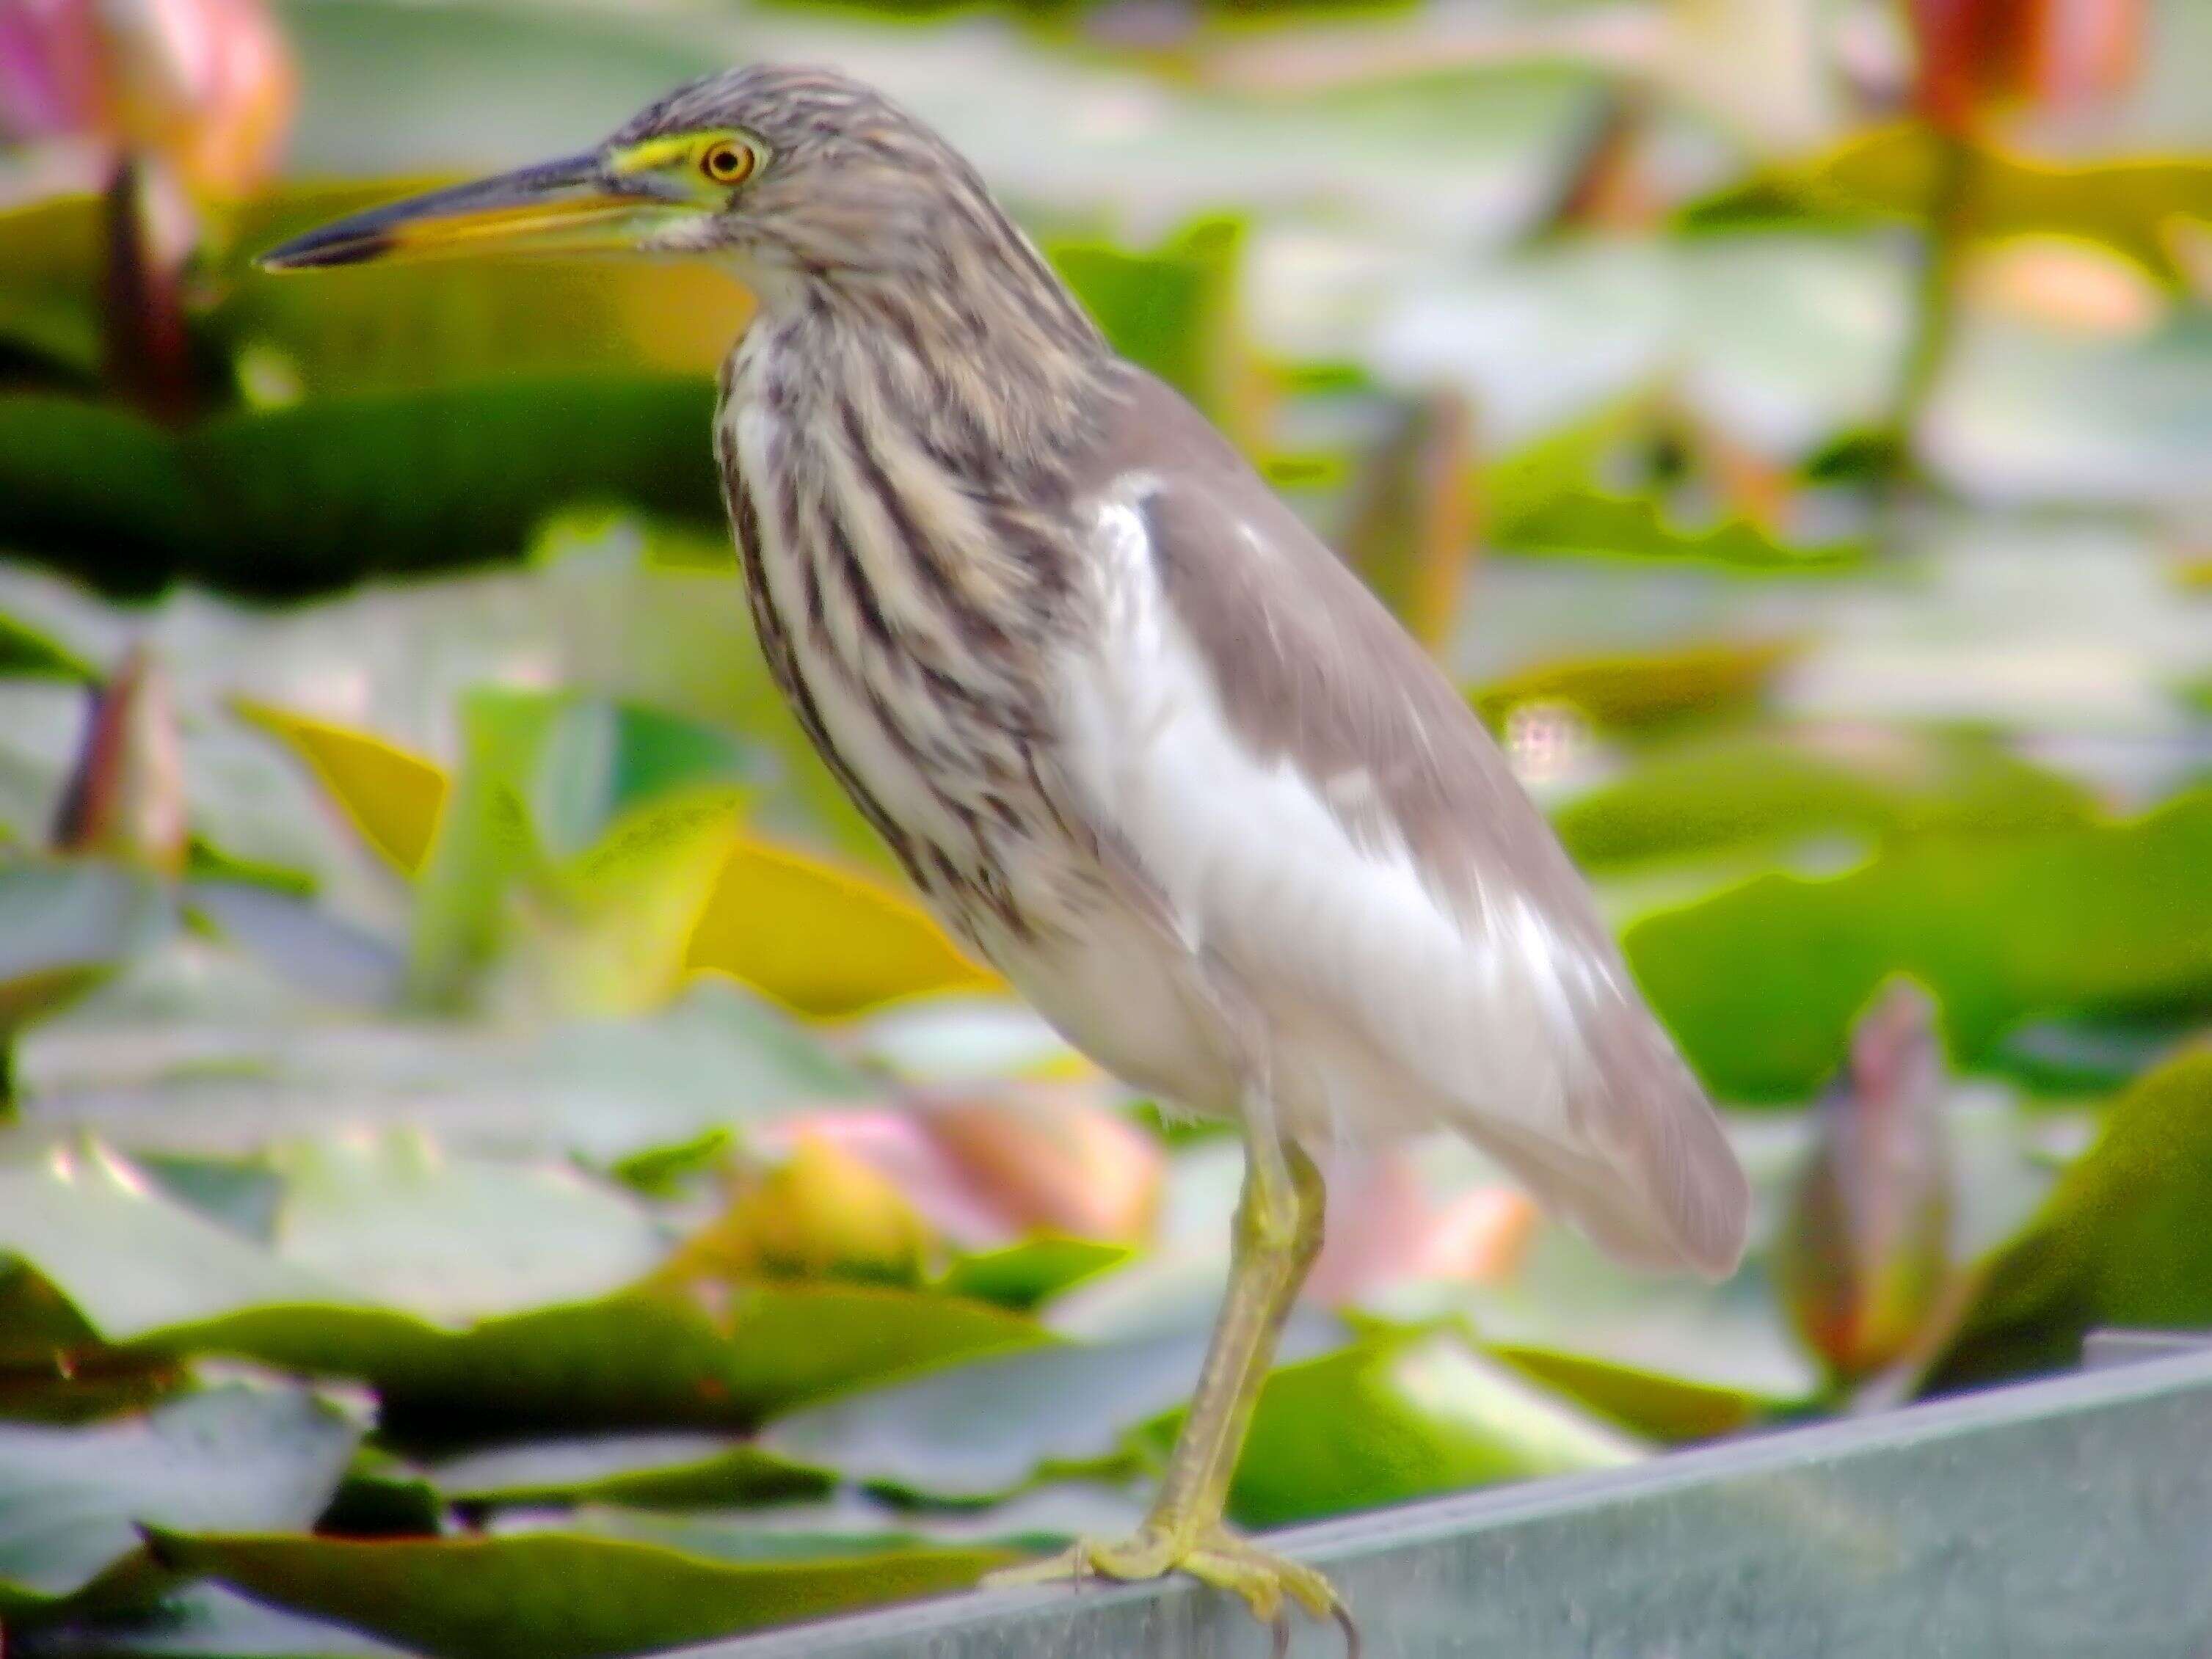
<box><xmin>1062</xmin><ymin>372</ymin><xmax>1748</xmax><ymax>1277</ymax></box>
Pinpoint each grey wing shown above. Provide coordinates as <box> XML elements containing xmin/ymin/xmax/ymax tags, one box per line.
<box><xmin>1058</xmin><ymin>371</ymin><xmax>1748</xmax><ymax>1277</ymax></box>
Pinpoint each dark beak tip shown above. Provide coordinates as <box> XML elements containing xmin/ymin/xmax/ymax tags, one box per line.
<box><xmin>255</xmin><ymin>233</ymin><xmax>393</xmax><ymax>272</ymax></box>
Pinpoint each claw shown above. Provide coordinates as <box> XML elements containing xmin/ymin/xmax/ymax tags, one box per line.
<box><xmin>982</xmin><ymin>1525</ymin><xmax>1347</xmax><ymax>1644</ymax></box>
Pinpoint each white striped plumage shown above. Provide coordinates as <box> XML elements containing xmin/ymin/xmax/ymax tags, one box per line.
<box><xmin>263</xmin><ymin>59</ymin><xmax>1747</xmax><ymax>1636</ymax></box>
<box><xmin>1058</xmin><ymin>476</ymin><xmax>1595</xmax><ymax>1148</ymax></box>
<box><xmin>695</xmin><ymin>64</ymin><xmax>1744</xmax><ymax>1282</ymax></box>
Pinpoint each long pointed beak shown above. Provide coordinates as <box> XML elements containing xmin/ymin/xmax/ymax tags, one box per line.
<box><xmin>258</xmin><ymin>151</ymin><xmax>680</xmax><ymax>271</ymax></box>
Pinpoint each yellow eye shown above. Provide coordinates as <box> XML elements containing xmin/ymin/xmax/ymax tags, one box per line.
<box><xmin>700</xmin><ymin>141</ymin><xmax>754</xmax><ymax>186</ymax></box>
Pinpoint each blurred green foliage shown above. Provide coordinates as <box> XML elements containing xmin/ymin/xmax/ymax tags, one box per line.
<box><xmin>2</xmin><ymin>0</ymin><xmax>2211</xmax><ymax>1652</ymax></box>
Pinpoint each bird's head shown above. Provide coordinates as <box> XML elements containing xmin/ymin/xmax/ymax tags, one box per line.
<box><xmin>258</xmin><ymin>65</ymin><xmax>1008</xmax><ymax>302</ymax></box>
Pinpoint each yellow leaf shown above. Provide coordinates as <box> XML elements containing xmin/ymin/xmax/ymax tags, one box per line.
<box><xmin>520</xmin><ymin>789</ymin><xmax>744</xmax><ymax>1018</ymax></box>
<box><xmin>645</xmin><ymin>1135</ymin><xmax>933</xmax><ymax>1293</ymax></box>
<box><xmin>685</xmin><ymin>839</ymin><xmax>997</xmax><ymax>1018</ymax></box>
<box><xmin>233</xmin><ymin>699</ymin><xmax>447</xmax><ymax>875</ymax></box>
<box><xmin>1797</xmin><ymin>122</ymin><xmax>2212</xmax><ymax>287</ymax></box>
<box><xmin>1474</xmin><ymin>638</ymin><xmax>1801</xmax><ymax>735</ymax></box>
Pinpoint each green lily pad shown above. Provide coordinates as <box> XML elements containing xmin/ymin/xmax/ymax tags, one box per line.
<box><xmin>1050</xmin><ymin>218</ymin><xmax>1248</xmax><ymax>434</ymax></box>
<box><xmin>0</xmin><ymin>1144</ymin><xmax>363</xmax><ymax>1341</ymax></box>
<box><xmin>430</xmin><ymin>1435</ymin><xmax>831</xmax><ymax>1512</ymax></box>
<box><xmin>12</xmin><ymin>977</ymin><xmax>873</xmax><ymax>1165</ymax></box>
<box><xmin>0</xmin><ymin>1258</ymin><xmax>183</xmax><ymax>1428</ymax></box>
<box><xmin>0</xmin><ymin>864</ymin><xmax>174</xmax><ymax>1037</ymax></box>
<box><xmin>763</xmin><ymin>1328</ymin><xmax>1183</xmax><ymax>1501</ymax></box>
<box><xmin>180</xmin><ymin>1287</ymin><xmax>1049</xmax><ymax>1440</ymax></box>
<box><xmin>0</xmin><ymin>383</ymin><xmax>722</xmax><ymax>599</ymax></box>
<box><xmin>131</xmin><ymin>1153</ymin><xmax>285</xmax><ymax>1244</ymax></box>
<box><xmin>1402</xmin><ymin>238</ymin><xmax>1910</xmax><ymax>479</ymax></box>
<box><xmin>1156</xmin><ymin>1326</ymin><xmax>1646</xmax><ymax>1531</ymax></box>
<box><xmin>319</xmin><ymin>1447</ymin><xmax>446</xmax><ymax>1541</ymax></box>
<box><xmin>1929</xmin><ymin>1049</ymin><xmax>2212</xmax><ymax>1392</ymax></box>
<box><xmin>1921</xmin><ymin>309</ymin><xmax>2212</xmax><ymax>509</ymax></box>
<box><xmin>27</xmin><ymin>1578</ymin><xmax>421</xmax><ymax>1657</ymax></box>
<box><xmin>0</xmin><ymin>1135</ymin><xmax>1051</xmax><ymax>1432</ymax></box>
<box><xmin>526</xmin><ymin>1487</ymin><xmax>1145</xmax><ymax>1561</ymax></box>
<box><xmin>0</xmin><ymin>1385</ymin><xmax>360</xmax><ymax>1616</ymax></box>
<box><xmin>405</xmin><ymin>685</ymin><xmax>757</xmax><ymax>1015</ymax></box>
<box><xmin>143</xmin><ymin>1527</ymin><xmax>1013</xmax><ymax>1659</ymax></box>
<box><xmin>1488</xmin><ymin>1345</ymin><xmax>1766</xmax><ymax>1443</ymax></box>
<box><xmin>1475</xmin><ymin>639</ymin><xmax>1800</xmax><ymax>737</ymax></box>
<box><xmin>0</xmin><ymin>615</ymin><xmax>97</xmax><ymax>684</ymax></box>
<box><xmin>179</xmin><ymin>883</ymin><xmax>407</xmax><ymax>1012</ymax></box>
<box><xmin>936</xmin><ymin>1237</ymin><xmax>1134</xmax><ymax>1311</ymax></box>
<box><xmin>1369</xmin><ymin>1213</ymin><xmax>1819</xmax><ymax>1434</ymax></box>
<box><xmin>1554</xmin><ymin>729</ymin><xmax>2094</xmax><ymax>872</ymax></box>
<box><xmin>1738</xmin><ymin>121</ymin><xmax>2212</xmax><ymax>288</ymax></box>
<box><xmin>266</xmin><ymin>1134</ymin><xmax>663</xmax><ymax>1326</ymax></box>
<box><xmin>1627</xmin><ymin>787</ymin><xmax>2212</xmax><ymax>1102</ymax></box>
<box><xmin>0</xmin><ymin>1131</ymin><xmax>668</xmax><ymax>1335</ymax></box>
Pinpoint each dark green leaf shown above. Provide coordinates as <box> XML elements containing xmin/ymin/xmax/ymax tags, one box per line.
<box><xmin>605</xmin><ymin>1131</ymin><xmax>734</xmax><ymax>1199</ymax></box>
<box><xmin>317</xmin><ymin>1448</ymin><xmax>445</xmax><ymax>1541</ymax></box>
<box><xmin>535</xmin><ymin>1484</ymin><xmax>1148</xmax><ymax>1561</ymax></box>
<box><xmin>0</xmin><ymin>1138</ymin><xmax>1047</xmax><ymax>1432</ymax></box>
<box><xmin>1488</xmin><ymin>1346</ymin><xmax>1767</xmax><ymax>1444</ymax></box>
<box><xmin>430</xmin><ymin>1435</ymin><xmax>829</xmax><ymax>1512</ymax></box>
<box><xmin>144</xmin><ymin>1528</ymin><xmax>1012</xmax><ymax>1659</ymax></box>
<box><xmin>0</xmin><ymin>616</ymin><xmax>98</xmax><ymax>685</ymax></box>
<box><xmin>154</xmin><ymin>1289</ymin><xmax>1047</xmax><ymax>1440</ymax></box>
<box><xmin>1474</xmin><ymin>640</ymin><xmax>1800</xmax><ymax>737</ymax></box>
<box><xmin>0</xmin><ymin>384</ymin><xmax>721</xmax><ymax>600</ymax></box>
<box><xmin>1485</xmin><ymin>398</ymin><xmax>1865</xmax><ymax>574</ymax></box>
<box><xmin>1165</xmin><ymin>1327</ymin><xmax>1642</xmax><ymax>1531</ymax></box>
<box><xmin>936</xmin><ymin>1238</ymin><xmax>1134</xmax><ymax>1311</ymax></box>
<box><xmin>0</xmin><ymin>1262</ymin><xmax>181</xmax><ymax>1428</ymax></box>
<box><xmin>1628</xmin><ymin>788</ymin><xmax>2212</xmax><ymax>1101</ymax></box>
<box><xmin>1555</xmin><ymin>730</ymin><xmax>2093</xmax><ymax>872</ymax></box>
<box><xmin>1929</xmin><ymin>1049</ymin><xmax>2212</xmax><ymax>1392</ymax></box>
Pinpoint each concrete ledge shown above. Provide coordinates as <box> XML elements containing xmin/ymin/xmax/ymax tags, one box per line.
<box><xmin>671</xmin><ymin>1347</ymin><xmax>2212</xmax><ymax>1658</ymax></box>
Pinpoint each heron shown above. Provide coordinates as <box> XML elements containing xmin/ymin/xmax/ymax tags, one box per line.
<box><xmin>262</xmin><ymin>64</ymin><xmax>1750</xmax><ymax>1647</ymax></box>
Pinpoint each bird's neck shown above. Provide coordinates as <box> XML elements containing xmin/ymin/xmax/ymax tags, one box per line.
<box><xmin>734</xmin><ymin>261</ymin><xmax>1113</xmax><ymax>486</ymax></box>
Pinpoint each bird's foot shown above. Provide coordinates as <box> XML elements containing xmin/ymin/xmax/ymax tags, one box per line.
<box><xmin>985</xmin><ymin>1523</ymin><xmax>1356</xmax><ymax>1653</ymax></box>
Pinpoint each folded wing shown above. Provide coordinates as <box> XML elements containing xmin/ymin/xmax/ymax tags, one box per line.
<box><xmin>1061</xmin><ymin>372</ymin><xmax>1748</xmax><ymax>1278</ymax></box>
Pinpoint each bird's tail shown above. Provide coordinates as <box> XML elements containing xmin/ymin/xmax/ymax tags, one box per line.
<box><xmin>1460</xmin><ymin>1024</ymin><xmax>1750</xmax><ymax>1280</ymax></box>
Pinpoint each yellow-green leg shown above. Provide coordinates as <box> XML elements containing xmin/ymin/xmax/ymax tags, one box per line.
<box><xmin>986</xmin><ymin>1129</ymin><xmax>1353</xmax><ymax>1645</ymax></box>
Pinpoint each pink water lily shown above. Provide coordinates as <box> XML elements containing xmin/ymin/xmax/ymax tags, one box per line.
<box><xmin>1906</xmin><ymin>0</ymin><xmax>2141</xmax><ymax>134</ymax></box>
<box><xmin>1</xmin><ymin>0</ymin><xmax>294</xmax><ymax>199</ymax></box>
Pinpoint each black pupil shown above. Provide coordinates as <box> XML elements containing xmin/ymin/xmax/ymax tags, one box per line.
<box><xmin>710</xmin><ymin>149</ymin><xmax>737</xmax><ymax>178</ymax></box>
